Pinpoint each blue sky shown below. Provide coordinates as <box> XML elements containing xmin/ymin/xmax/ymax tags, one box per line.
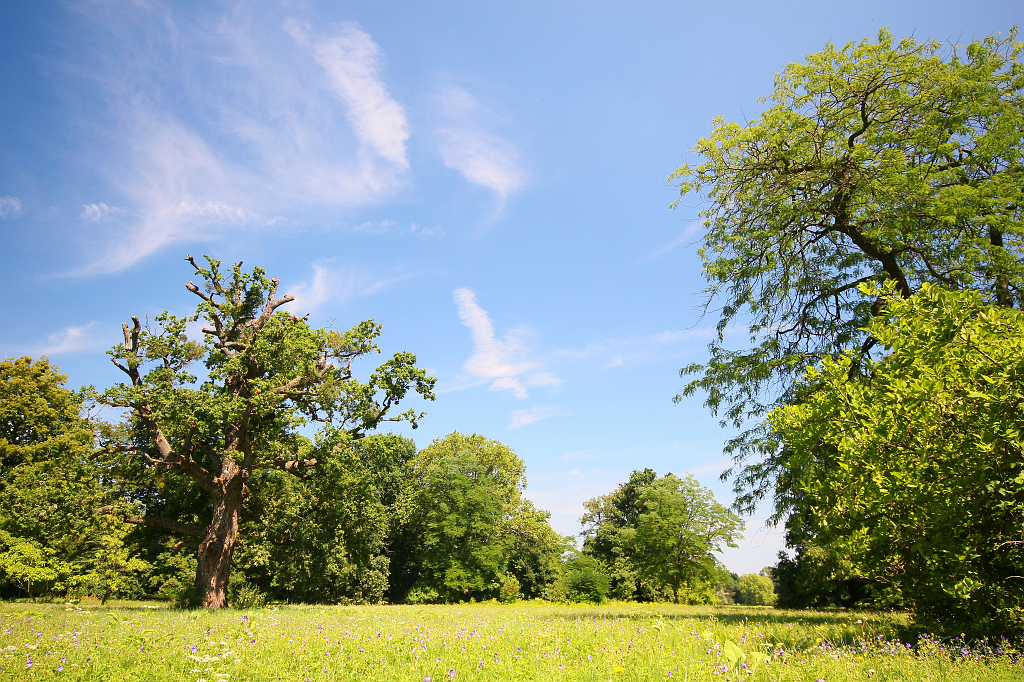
<box><xmin>1</xmin><ymin>0</ymin><xmax>1018</xmax><ymax>574</ymax></box>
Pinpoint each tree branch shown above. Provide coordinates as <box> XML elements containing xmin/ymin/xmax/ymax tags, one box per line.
<box><xmin>95</xmin><ymin>506</ymin><xmax>208</xmax><ymax>537</ymax></box>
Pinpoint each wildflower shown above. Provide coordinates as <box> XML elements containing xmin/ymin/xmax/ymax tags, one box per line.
<box><xmin>449</xmin><ymin>670</ymin><xmax>455</xmax><ymax>678</ymax></box>
<box><xmin>614</xmin><ymin>666</ymin><xmax>625</xmax><ymax>673</ymax></box>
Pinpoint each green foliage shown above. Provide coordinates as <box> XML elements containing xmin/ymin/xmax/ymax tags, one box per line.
<box><xmin>0</xmin><ymin>357</ymin><xmax>139</xmax><ymax>600</ymax></box>
<box><xmin>580</xmin><ymin>469</ymin><xmax>660</xmax><ymax>600</ymax></box>
<box><xmin>736</xmin><ymin>573</ymin><xmax>776</xmax><ymax>606</ymax></box>
<box><xmin>390</xmin><ymin>433</ymin><xmax>564</xmax><ymax>604</ymax></box>
<box><xmin>768</xmin><ymin>284</ymin><xmax>1024</xmax><ymax>639</ymax></box>
<box><xmin>396</xmin><ymin>433</ymin><xmax>520</xmax><ymax>603</ymax></box>
<box><xmin>670</xmin><ymin>29</ymin><xmax>1024</xmax><ymax>513</ymax></box>
<box><xmin>581</xmin><ymin>470</ymin><xmax>741</xmax><ymax>603</ymax></box>
<box><xmin>629</xmin><ymin>474</ymin><xmax>743</xmax><ymax>604</ymax></box>
<box><xmin>498</xmin><ymin>574</ymin><xmax>521</xmax><ymax>603</ymax></box>
<box><xmin>233</xmin><ymin>433</ymin><xmax>415</xmax><ymax>604</ymax></box>
<box><xmin>97</xmin><ymin>256</ymin><xmax>436</xmax><ymax>607</ymax></box>
<box><xmin>563</xmin><ymin>554</ymin><xmax>611</xmax><ymax>604</ymax></box>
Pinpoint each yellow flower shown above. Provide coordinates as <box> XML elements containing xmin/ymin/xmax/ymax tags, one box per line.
<box><xmin>614</xmin><ymin>666</ymin><xmax>626</xmax><ymax>673</ymax></box>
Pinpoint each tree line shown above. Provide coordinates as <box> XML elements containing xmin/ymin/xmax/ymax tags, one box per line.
<box><xmin>1</xmin><ymin>257</ymin><xmax>756</xmax><ymax>609</ymax></box>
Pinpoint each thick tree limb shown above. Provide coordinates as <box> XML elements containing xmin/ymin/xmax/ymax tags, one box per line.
<box><xmin>272</xmin><ymin>456</ymin><xmax>318</xmax><ymax>478</ymax></box>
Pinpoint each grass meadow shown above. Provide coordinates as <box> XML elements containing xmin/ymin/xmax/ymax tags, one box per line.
<box><xmin>0</xmin><ymin>601</ymin><xmax>1020</xmax><ymax>681</ymax></box>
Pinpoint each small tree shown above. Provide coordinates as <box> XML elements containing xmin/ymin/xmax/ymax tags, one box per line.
<box><xmin>99</xmin><ymin>256</ymin><xmax>435</xmax><ymax>608</ymax></box>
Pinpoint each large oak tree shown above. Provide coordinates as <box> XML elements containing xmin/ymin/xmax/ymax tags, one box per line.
<box><xmin>99</xmin><ymin>257</ymin><xmax>435</xmax><ymax>608</ymax></box>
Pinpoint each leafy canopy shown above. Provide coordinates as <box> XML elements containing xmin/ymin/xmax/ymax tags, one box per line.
<box><xmin>671</xmin><ymin>28</ymin><xmax>1024</xmax><ymax>510</ymax></box>
<box><xmin>768</xmin><ymin>283</ymin><xmax>1024</xmax><ymax>638</ymax></box>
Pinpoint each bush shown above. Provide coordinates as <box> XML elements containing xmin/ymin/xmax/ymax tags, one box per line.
<box><xmin>736</xmin><ymin>573</ymin><xmax>776</xmax><ymax>606</ymax></box>
<box><xmin>499</xmin><ymin>574</ymin><xmax>521</xmax><ymax>603</ymax></box>
<box><xmin>564</xmin><ymin>556</ymin><xmax>610</xmax><ymax>604</ymax></box>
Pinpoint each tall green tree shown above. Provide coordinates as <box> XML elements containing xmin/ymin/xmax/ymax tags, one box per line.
<box><xmin>581</xmin><ymin>470</ymin><xmax>741</xmax><ymax>603</ymax></box>
<box><xmin>768</xmin><ymin>284</ymin><xmax>1024</xmax><ymax>638</ymax></box>
<box><xmin>580</xmin><ymin>469</ymin><xmax>659</xmax><ymax>600</ymax></box>
<box><xmin>231</xmin><ymin>433</ymin><xmax>416</xmax><ymax>604</ymax></box>
<box><xmin>671</xmin><ymin>29</ymin><xmax>1024</xmax><ymax>513</ymax></box>
<box><xmin>628</xmin><ymin>474</ymin><xmax>742</xmax><ymax>604</ymax></box>
<box><xmin>393</xmin><ymin>432</ymin><xmax>561</xmax><ymax>603</ymax></box>
<box><xmin>98</xmin><ymin>256</ymin><xmax>435</xmax><ymax>608</ymax></box>
<box><xmin>0</xmin><ymin>357</ymin><xmax>130</xmax><ymax>599</ymax></box>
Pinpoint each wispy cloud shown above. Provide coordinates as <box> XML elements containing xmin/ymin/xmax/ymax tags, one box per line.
<box><xmin>561</xmin><ymin>450</ymin><xmax>596</xmax><ymax>461</ymax></box>
<box><xmin>80</xmin><ymin>202</ymin><xmax>127</xmax><ymax>222</ymax></box>
<box><xmin>453</xmin><ymin>288</ymin><xmax>558</xmax><ymax>398</ymax></box>
<box><xmin>35</xmin><ymin>322</ymin><xmax>104</xmax><ymax>356</ymax></box>
<box><xmin>288</xmin><ymin>19</ymin><xmax>409</xmax><ymax>169</ymax></box>
<box><xmin>351</xmin><ymin>219</ymin><xmax>445</xmax><ymax>237</ymax></box>
<box><xmin>286</xmin><ymin>260</ymin><xmax>407</xmax><ymax>314</ymax></box>
<box><xmin>509</xmin><ymin>405</ymin><xmax>567</xmax><ymax>429</ymax></box>
<box><xmin>0</xmin><ymin>196</ymin><xmax>23</xmax><ymax>220</ymax></box>
<box><xmin>553</xmin><ymin>327</ymin><xmax>716</xmax><ymax>368</ymax></box>
<box><xmin>436</xmin><ymin>85</ymin><xmax>523</xmax><ymax>216</ymax></box>
<box><xmin>69</xmin><ymin>2</ymin><xmax>412</xmax><ymax>274</ymax></box>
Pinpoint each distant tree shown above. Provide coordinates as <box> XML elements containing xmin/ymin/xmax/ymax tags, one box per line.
<box><xmin>768</xmin><ymin>284</ymin><xmax>1024</xmax><ymax>638</ymax></box>
<box><xmin>670</xmin><ymin>28</ymin><xmax>1024</xmax><ymax>516</ymax></box>
<box><xmin>563</xmin><ymin>553</ymin><xmax>611</xmax><ymax>604</ymax></box>
<box><xmin>581</xmin><ymin>470</ymin><xmax>742</xmax><ymax>603</ymax></box>
<box><xmin>393</xmin><ymin>432</ymin><xmax>562</xmax><ymax>603</ymax></box>
<box><xmin>628</xmin><ymin>474</ymin><xmax>743</xmax><ymax>604</ymax></box>
<box><xmin>230</xmin><ymin>433</ymin><xmax>416</xmax><ymax>604</ymax></box>
<box><xmin>98</xmin><ymin>256</ymin><xmax>435</xmax><ymax>608</ymax></box>
<box><xmin>580</xmin><ymin>468</ymin><xmax>660</xmax><ymax>600</ymax></box>
<box><xmin>736</xmin><ymin>573</ymin><xmax>776</xmax><ymax>606</ymax></box>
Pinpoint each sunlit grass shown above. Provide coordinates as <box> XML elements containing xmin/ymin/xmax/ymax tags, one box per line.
<box><xmin>1</xmin><ymin>601</ymin><xmax>1020</xmax><ymax>680</ymax></box>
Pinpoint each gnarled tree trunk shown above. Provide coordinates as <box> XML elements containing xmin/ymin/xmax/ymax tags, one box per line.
<box><xmin>195</xmin><ymin>467</ymin><xmax>245</xmax><ymax>608</ymax></box>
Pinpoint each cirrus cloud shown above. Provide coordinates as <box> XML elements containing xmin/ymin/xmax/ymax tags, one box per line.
<box><xmin>452</xmin><ymin>287</ymin><xmax>559</xmax><ymax>398</ymax></box>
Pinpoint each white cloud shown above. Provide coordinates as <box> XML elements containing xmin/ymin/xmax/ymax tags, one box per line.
<box><xmin>351</xmin><ymin>219</ymin><xmax>399</xmax><ymax>235</ymax></box>
<box><xmin>36</xmin><ymin>322</ymin><xmax>103</xmax><ymax>356</ymax></box>
<box><xmin>453</xmin><ymin>288</ymin><xmax>559</xmax><ymax>398</ymax></box>
<box><xmin>68</xmin><ymin>3</ymin><xmax>412</xmax><ymax>274</ymax></box>
<box><xmin>561</xmin><ymin>450</ymin><xmax>596</xmax><ymax>461</ymax></box>
<box><xmin>0</xmin><ymin>196</ymin><xmax>23</xmax><ymax>219</ymax></box>
<box><xmin>436</xmin><ymin>85</ymin><xmax>523</xmax><ymax>214</ymax></box>
<box><xmin>286</xmin><ymin>260</ymin><xmax>405</xmax><ymax>314</ymax></box>
<box><xmin>509</xmin><ymin>405</ymin><xmax>567</xmax><ymax>429</ymax></box>
<box><xmin>303</xmin><ymin>22</ymin><xmax>410</xmax><ymax>169</ymax></box>
<box><xmin>80</xmin><ymin>202</ymin><xmax>127</xmax><ymax>222</ymax></box>
<box><xmin>526</xmin><ymin>372</ymin><xmax>563</xmax><ymax>388</ymax></box>
<box><xmin>350</xmin><ymin>219</ymin><xmax>443</xmax><ymax>237</ymax></box>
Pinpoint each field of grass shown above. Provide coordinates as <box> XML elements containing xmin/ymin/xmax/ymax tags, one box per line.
<box><xmin>0</xmin><ymin>601</ymin><xmax>1020</xmax><ymax>681</ymax></box>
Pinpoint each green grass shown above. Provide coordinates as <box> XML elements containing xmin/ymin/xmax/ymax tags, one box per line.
<box><xmin>0</xmin><ymin>601</ymin><xmax>1020</xmax><ymax>681</ymax></box>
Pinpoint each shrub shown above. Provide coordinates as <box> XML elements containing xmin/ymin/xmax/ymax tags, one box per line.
<box><xmin>499</xmin><ymin>574</ymin><xmax>521</xmax><ymax>603</ymax></box>
<box><xmin>565</xmin><ymin>556</ymin><xmax>610</xmax><ymax>604</ymax></box>
<box><xmin>736</xmin><ymin>573</ymin><xmax>776</xmax><ymax>606</ymax></box>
